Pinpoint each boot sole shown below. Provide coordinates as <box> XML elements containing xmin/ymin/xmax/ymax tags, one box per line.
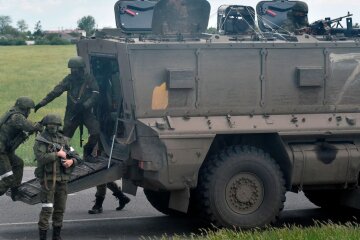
<box><xmin>88</xmin><ymin>209</ymin><xmax>103</xmax><ymax>214</ymax></box>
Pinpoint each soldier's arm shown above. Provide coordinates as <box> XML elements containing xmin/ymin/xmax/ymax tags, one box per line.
<box><xmin>9</xmin><ymin>114</ymin><xmax>41</xmax><ymax>133</ymax></box>
<box><xmin>33</xmin><ymin>141</ymin><xmax>58</xmax><ymax>165</ymax></box>
<box><xmin>38</xmin><ymin>77</ymin><xmax>70</xmax><ymax>107</ymax></box>
<box><xmin>82</xmin><ymin>75</ymin><xmax>99</xmax><ymax>109</ymax></box>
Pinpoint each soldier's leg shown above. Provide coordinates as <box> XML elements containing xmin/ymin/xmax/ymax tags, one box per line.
<box><xmin>38</xmin><ymin>181</ymin><xmax>55</xmax><ymax>231</ymax></box>
<box><xmin>107</xmin><ymin>182</ymin><xmax>130</xmax><ymax>211</ymax></box>
<box><xmin>9</xmin><ymin>153</ymin><xmax>24</xmax><ymax>187</ymax></box>
<box><xmin>62</xmin><ymin>111</ymin><xmax>80</xmax><ymax>139</ymax></box>
<box><xmin>7</xmin><ymin>154</ymin><xmax>24</xmax><ymax>201</ymax></box>
<box><xmin>96</xmin><ymin>184</ymin><xmax>107</xmax><ymax>198</ymax></box>
<box><xmin>0</xmin><ymin>153</ymin><xmax>15</xmax><ymax>196</ymax></box>
<box><xmin>52</xmin><ymin>181</ymin><xmax>67</xmax><ymax>228</ymax></box>
<box><xmin>88</xmin><ymin>184</ymin><xmax>106</xmax><ymax>214</ymax></box>
<box><xmin>83</xmin><ymin>113</ymin><xmax>100</xmax><ymax>160</ymax></box>
<box><xmin>52</xmin><ymin>181</ymin><xmax>67</xmax><ymax>240</ymax></box>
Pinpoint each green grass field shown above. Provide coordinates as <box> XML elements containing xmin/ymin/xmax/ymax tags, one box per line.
<box><xmin>0</xmin><ymin>45</ymin><xmax>85</xmax><ymax>166</ymax></box>
<box><xmin>165</xmin><ymin>222</ymin><xmax>360</xmax><ymax>240</ymax></box>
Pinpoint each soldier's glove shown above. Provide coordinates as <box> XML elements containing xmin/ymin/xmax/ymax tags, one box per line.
<box><xmin>34</xmin><ymin>103</ymin><xmax>43</xmax><ymax>113</ymax></box>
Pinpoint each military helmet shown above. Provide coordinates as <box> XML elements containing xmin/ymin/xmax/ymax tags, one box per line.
<box><xmin>292</xmin><ymin>2</ymin><xmax>308</xmax><ymax>13</ymax></box>
<box><xmin>68</xmin><ymin>56</ymin><xmax>86</xmax><ymax>69</ymax></box>
<box><xmin>15</xmin><ymin>97</ymin><xmax>35</xmax><ymax>109</ymax></box>
<box><xmin>42</xmin><ymin>114</ymin><xmax>62</xmax><ymax>126</ymax></box>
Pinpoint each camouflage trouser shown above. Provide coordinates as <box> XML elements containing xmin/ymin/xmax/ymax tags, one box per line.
<box><xmin>0</xmin><ymin>152</ymin><xmax>24</xmax><ymax>196</ymax></box>
<box><xmin>95</xmin><ymin>182</ymin><xmax>122</xmax><ymax>198</ymax></box>
<box><xmin>63</xmin><ymin>110</ymin><xmax>100</xmax><ymax>158</ymax></box>
<box><xmin>38</xmin><ymin>180</ymin><xmax>68</xmax><ymax>230</ymax></box>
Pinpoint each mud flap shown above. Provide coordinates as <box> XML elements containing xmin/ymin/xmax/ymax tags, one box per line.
<box><xmin>169</xmin><ymin>188</ymin><xmax>190</xmax><ymax>213</ymax></box>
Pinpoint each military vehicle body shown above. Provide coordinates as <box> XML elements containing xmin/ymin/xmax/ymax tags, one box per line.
<box><xmin>79</xmin><ymin>0</ymin><xmax>360</xmax><ymax>227</ymax></box>
<box><xmin>14</xmin><ymin>0</ymin><xmax>360</xmax><ymax>229</ymax></box>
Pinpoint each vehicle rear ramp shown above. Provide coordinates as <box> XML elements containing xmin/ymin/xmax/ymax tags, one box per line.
<box><xmin>7</xmin><ymin>157</ymin><xmax>124</xmax><ymax>205</ymax></box>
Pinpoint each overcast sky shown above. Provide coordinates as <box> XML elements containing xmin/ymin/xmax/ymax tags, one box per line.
<box><xmin>0</xmin><ymin>0</ymin><xmax>359</xmax><ymax>31</ymax></box>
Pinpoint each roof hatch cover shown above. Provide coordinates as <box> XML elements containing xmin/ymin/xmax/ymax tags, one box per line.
<box><xmin>114</xmin><ymin>0</ymin><xmax>157</xmax><ymax>33</ymax></box>
<box><xmin>151</xmin><ymin>0</ymin><xmax>211</xmax><ymax>35</ymax></box>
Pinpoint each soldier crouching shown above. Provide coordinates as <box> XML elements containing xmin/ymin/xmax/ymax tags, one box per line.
<box><xmin>34</xmin><ymin>114</ymin><xmax>82</xmax><ymax>240</ymax></box>
<box><xmin>0</xmin><ymin>97</ymin><xmax>42</xmax><ymax>199</ymax></box>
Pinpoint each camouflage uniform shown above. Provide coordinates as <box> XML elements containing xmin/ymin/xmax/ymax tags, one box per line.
<box><xmin>34</xmin><ymin>114</ymin><xmax>81</xmax><ymax>240</ymax></box>
<box><xmin>280</xmin><ymin>2</ymin><xmax>309</xmax><ymax>33</ymax></box>
<box><xmin>0</xmin><ymin>97</ymin><xmax>41</xmax><ymax>197</ymax></box>
<box><xmin>35</xmin><ymin>57</ymin><xmax>100</xmax><ymax>160</ymax></box>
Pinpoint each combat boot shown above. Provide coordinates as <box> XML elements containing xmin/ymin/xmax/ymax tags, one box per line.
<box><xmin>88</xmin><ymin>196</ymin><xmax>104</xmax><ymax>214</ymax></box>
<box><xmin>113</xmin><ymin>192</ymin><xmax>130</xmax><ymax>211</ymax></box>
<box><xmin>10</xmin><ymin>187</ymin><xmax>19</xmax><ymax>201</ymax></box>
<box><xmin>52</xmin><ymin>226</ymin><xmax>62</xmax><ymax>240</ymax></box>
<box><xmin>39</xmin><ymin>229</ymin><xmax>47</xmax><ymax>240</ymax></box>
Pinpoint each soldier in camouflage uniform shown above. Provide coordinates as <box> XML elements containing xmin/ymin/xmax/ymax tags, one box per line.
<box><xmin>34</xmin><ymin>114</ymin><xmax>81</xmax><ymax>240</ymax></box>
<box><xmin>34</xmin><ymin>56</ymin><xmax>100</xmax><ymax>161</ymax></box>
<box><xmin>280</xmin><ymin>2</ymin><xmax>309</xmax><ymax>33</ymax></box>
<box><xmin>34</xmin><ymin>56</ymin><xmax>130</xmax><ymax>214</ymax></box>
<box><xmin>0</xmin><ymin>97</ymin><xmax>42</xmax><ymax>199</ymax></box>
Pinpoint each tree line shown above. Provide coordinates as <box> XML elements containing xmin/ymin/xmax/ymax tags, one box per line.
<box><xmin>0</xmin><ymin>15</ymin><xmax>96</xmax><ymax>46</ymax></box>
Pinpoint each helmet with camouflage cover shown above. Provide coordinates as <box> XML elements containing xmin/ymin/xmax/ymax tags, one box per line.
<box><xmin>68</xmin><ymin>56</ymin><xmax>86</xmax><ymax>69</ymax></box>
<box><xmin>292</xmin><ymin>2</ymin><xmax>308</xmax><ymax>14</ymax></box>
<box><xmin>41</xmin><ymin>114</ymin><xmax>62</xmax><ymax>126</ymax></box>
<box><xmin>15</xmin><ymin>97</ymin><xmax>35</xmax><ymax>110</ymax></box>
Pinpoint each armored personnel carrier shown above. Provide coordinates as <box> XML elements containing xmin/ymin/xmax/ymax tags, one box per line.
<box><xmin>14</xmin><ymin>0</ymin><xmax>360</xmax><ymax>229</ymax></box>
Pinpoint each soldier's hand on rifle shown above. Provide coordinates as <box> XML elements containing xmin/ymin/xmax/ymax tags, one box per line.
<box><xmin>62</xmin><ymin>159</ymin><xmax>74</xmax><ymax>168</ymax></box>
<box><xmin>56</xmin><ymin>147</ymin><xmax>67</xmax><ymax>159</ymax></box>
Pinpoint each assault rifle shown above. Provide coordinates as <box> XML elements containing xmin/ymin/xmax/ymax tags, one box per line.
<box><xmin>35</xmin><ymin>135</ymin><xmax>82</xmax><ymax>164</ymax></box>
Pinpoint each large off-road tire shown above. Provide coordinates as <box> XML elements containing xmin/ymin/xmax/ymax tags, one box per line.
<box><xmin>144</xmin><ymin>189</ymin><xmax>185</xmax><ymax>216</ymax></box>
<box><xmin>304</xmin><ymin>190</ymin><xmax>345</xmax><ymax>209</ymax></box>
<box><xmin>197</xmin><ymin>145</ymin><xmax>286</xmax><ymax>228</ymax></box>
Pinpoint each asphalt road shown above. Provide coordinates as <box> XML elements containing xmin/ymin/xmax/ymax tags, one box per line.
<box><xmin>0</xmin><ymin>168</ymin><xmax>359</xmax><ymax>240</ymax></box>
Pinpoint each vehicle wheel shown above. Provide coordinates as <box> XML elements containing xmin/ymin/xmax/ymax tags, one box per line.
<box><xmin>304</xmin><ymin>190</ymin><xmax>345</xmax><ymax>209</ymax></box>
<box><xmin>144</xmin><ymin>189</ymin><xmax>185</xmax><ymax>216</ymax></box>
<box><xmin>197</xmin><ymin>145</ymin><xmax>286</xmax><ymax>228</ymax></box>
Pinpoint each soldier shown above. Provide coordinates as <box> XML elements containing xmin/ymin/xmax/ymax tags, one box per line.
<box><xmin>280</xmin><ymin>2</ymin><xmax>309</xmax><ymax>33</ymax></box>
<box><xmin>34</xmin><ymin>56</ymin><xmax>130</xmax><ymax>213</ymax></box>
<box><xmin>34</xmin><ymin>114</ymin><xmax>81</xmax><ymax>240</ymax></box>
<box><xmin>34</xmin><ymin>56</ymin><xmax>100</xmax><ymax>162</ymax></box>
<box><xmin>88</xmin><ymin>183</ymin><xmax>130</xmax><ymax>214</ymax></box>
<box><xmin>0</xmin><ymin>97</ymin><xmax>42</xmax><ymax>200</ymax></box>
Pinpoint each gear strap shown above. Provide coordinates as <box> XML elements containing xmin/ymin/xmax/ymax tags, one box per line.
<box><xmin>69</xmin><ymin>76</ymin><xmax>91</xmax><ymax>104</ymax></box>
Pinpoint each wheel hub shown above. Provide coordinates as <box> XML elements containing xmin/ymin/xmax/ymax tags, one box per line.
<box><xmin>225</xmin><ymin>173</ymin><xmax>264</xmax><ymax>215</ymax></box>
